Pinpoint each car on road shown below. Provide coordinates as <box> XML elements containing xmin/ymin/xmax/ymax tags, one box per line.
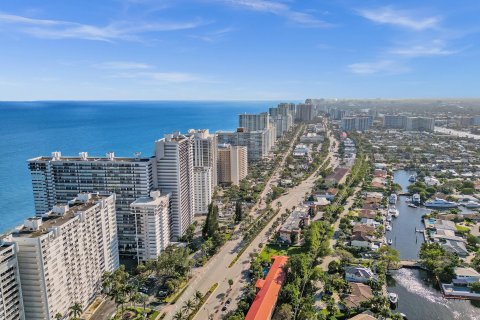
<box><xmin>222</xmin><ymin>306</ymin><xmax>228</xmax><ymax>312</ymax></box>
<box><xmin>226</xmin><ymin>298</ymin><xmax>232</xmax><ymax>304</ymax></box>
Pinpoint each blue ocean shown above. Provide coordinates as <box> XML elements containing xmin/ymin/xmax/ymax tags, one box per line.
<box><xmin>0</xmin><ymin>100</ymin><xmax>289</xmax><ymax>233</ymax></box>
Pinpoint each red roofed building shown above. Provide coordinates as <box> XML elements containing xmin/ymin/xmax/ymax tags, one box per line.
<box><xmin>245</xmin><ymin>256</ymin><xmax>289</xmax><ymax>320</ymax></box>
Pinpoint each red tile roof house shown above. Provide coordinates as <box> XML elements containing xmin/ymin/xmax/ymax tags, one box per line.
<box><xmin>245</xmin><ymin>256</ymin><xmax>289</xmax><ymax>320</ymax></box>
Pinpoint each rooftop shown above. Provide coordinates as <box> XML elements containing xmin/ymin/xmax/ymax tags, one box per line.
<box><xmin>245</xmin><ymin>256</ymin><xmax>288</xmax><ymax>320</ymax></box>
<box><xmin>280</xmin><ymin>209</ymin><xmax>309</xmax><ymax>232</ymax></box>
<box><xmin>13</xmin><ymin>194</ymin><xmax>107</xmax><ymax>238</ymax></box>
<box><xmin>29</xmin><ymin>155</ymin><xmax>151</xmax><ymax>163</ymax></box>
<box><xmin>455</xmin><ymin>267</ymin><xmax>480</xmax><ymax>278</ymax></box>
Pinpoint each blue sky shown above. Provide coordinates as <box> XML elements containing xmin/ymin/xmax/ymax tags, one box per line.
<box><xmin>0</xmin><ymin>0</ymin><xmax>479</xmax><ymax>100</ymax></box>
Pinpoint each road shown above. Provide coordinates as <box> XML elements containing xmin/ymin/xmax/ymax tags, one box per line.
<box><xmin>434</xmin><ymin>126</ymin><xmax>480</xmax><ymax>140</ymax></box>
<box><xmin>195</xmin><ymin>126</ymin><xmax>340</xmax><ymax>319</ymax></box>
<box><xmin>251</xmin><ymin>124</ymin><xmax>306</xmax><ymax>213</ymax></box>
<box><xmin>161</xmin><ymin>124</ymin><xmax>309</xmax><ymax>320</ymax></box>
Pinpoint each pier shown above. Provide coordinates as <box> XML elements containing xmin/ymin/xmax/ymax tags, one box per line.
<box><xmin>390</xmin><ymin>259</ymin><xmax>425</xmax><ymax>270</ymax></box>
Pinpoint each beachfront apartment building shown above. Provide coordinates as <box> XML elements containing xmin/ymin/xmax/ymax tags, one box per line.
<box><xmin>239</xmin><ymin>112</ymin><xmax>270</xmax><ymax>131</ymax></box>
<box><xmin>154</xmin><ymin>132</ymin><xmax>195</xmax><ymax>240</ymax></box>
<box><xmin>296</xmin><ymin>103</ymin><xmax>315</xmax><ymax>122</ymax></box>
<box><xmin>405</xmin><ymin>116</ymin><xmax>435</xmax><ymax>132</ymax></box>
<box><xmin>193</xmin><ymin>167</ymin><xmax>212</xmax><ymax>215</ymax></box>
<box><xmin>217</xmin><ymin>144</ymin><xmax>248</xmax><ymax>185</ymax></box>
<box><xmin>28</xmin><ymin>152</ymin><xmax>154</xmax><ymax>260</ymax></box>
<box><xmin>188</xmin><ymin>129</ymin><xmax>218</xmax><ymax>187</ymax></box>
<box><xmin>0</xmin><ymin>243</ymin><xmax>24</xmax><ymax>320</ymax></box>
<box><xmin>383</xmin><ymin>115</ymin><xmax>407</xmax><ymax>129</ymax></box>
<box><xmin>341</xmin><ymin>116</ymin><xmax>372</xmax><ymax>132</ymax></box>
<box><xmin>8</xmin><ymin>193</ymin><xmax>119</xmax><ymax>320</ymax></box>
<box><xmin>130</xmin><ymin>191</ymin><xmax>171</xmax><ymax>263</ymax></box>
<box><xmin>217</xmin><ymin>128</ymin><xmax>273</xmax><ymax>161</ymax></box>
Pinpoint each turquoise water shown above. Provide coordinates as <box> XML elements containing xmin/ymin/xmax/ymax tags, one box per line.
<box><xmin>0</xmin><ymin>100</ymin><xmax>289</xmax><ymax>232</ymax></box>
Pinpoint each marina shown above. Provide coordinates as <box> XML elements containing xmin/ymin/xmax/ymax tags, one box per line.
<box><xmin>386</xmin><ymin>170</ymin><xmax>480</xmax><ymax>319</ymax></box>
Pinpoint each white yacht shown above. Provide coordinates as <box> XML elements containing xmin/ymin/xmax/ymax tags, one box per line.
<box><xmin>389</xmin><ymin>194</ymin><xmax>398</xmax><ymax>204</ymax></box>
<box><xmin>463</xmin><ymin>201</ymin><xmax>480</xmax><ymax>209</ymax></box>
<box><xmin>412</xmin><ymin>193</ymin><xmax>421</xmax><ymax>204</ymax></box>
<box><xmin>424</xmin><ymin>198</ymin><xmax>458</xmax><ymax>209</ymax></box>
<box><xmin>388</xmin><ymin>292</ymin><xmax>398</xmax><ymax>304</ymax></box>
<box><xmin>388</xmin><ymin>239</ymin><xmax>393</xmax><ymax>245</ymax></box>
<box><xmin>386</xmin><ymin>224</ymin><xmax>392</xmax><ymax>231</ymax></box>
<box><xmin>408</xmin><ymin>175</ymin><xmax>416</xmax><ymax>183</ymax></box>
<box><xmin>388</xmin><ymin>207</ymin><xmax>400</xmax><ymax>217</ymax></box>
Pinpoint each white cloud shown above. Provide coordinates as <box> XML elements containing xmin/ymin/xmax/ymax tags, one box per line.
<box><xmin>357</xmin><ymin>6</ymin><xmax>439</xmax><ymax>31</ymax></box>
<box><xmin>389</xmin><ymin>40</ymin><xmax>458</xmax><ymax>57</ymax></box>
<box><xmin>112</xmin><ymin>71</ymin><xmax>201</xmax><ymax>83</ymax></box>
<box><xmin>222</xmin><ymin>0</ymin><xmax>330</xmax><ymax>28</ymax></box>
<box><xmin>0</xmin><ymin>11</ymin><xmax>206</xmax><ymax>41</ymax></box>
<box><xmin>348</xmin><ymin>60</ymin><xmax>409</xmax><ymax>75</ymax></box>
<box><xmin>95</xmin><ymin>61</ymin><xmax>154</xmax><ymax>70</ymax></box>
<box><xmin>190</xmin><ymin>27</ymin><xmax>234</xmax><ymax>42</ymax></box>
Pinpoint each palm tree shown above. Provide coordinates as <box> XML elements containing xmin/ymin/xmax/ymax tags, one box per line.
<box><xmin>182</xmin><ymin>298</ymin><xmax>195</xmax><ymax>313</ymax></box>
<box><xmin>69</xmin><ymin>303</ymin><xmax>82</xmax><ymax>320</ymax></box>
<box><xmin>194</xmin><ymin>290</ymin><xmax>203</xmax><ymax>305</ymax></box>
<box><xmin>54</xmin><ymin>313</ymin><xmax>63</xmax><ymax>320</ymax></box>
<box><xmin>173</xmin><ymin>310</ymin><xmax>185</xmax><ymax>320</ymax></box>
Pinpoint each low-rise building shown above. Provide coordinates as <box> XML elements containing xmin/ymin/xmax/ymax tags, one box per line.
<box><xmin>344</xmin><ymin>283</ymin><xmax>373</xmax><ymax>309</ymax></box>
<box><xmin>245</xmin><ymin>256</ymin><xmax>288</xmax><ymax>320</ymax></box>
<box><xmin>278</xmin><ymin>209</ymin><xmax>311</xmax><ymax>244</ymax></box>
<box><xmin>345</xmin><ymin>266</ymin><xmax>377</xmax><ymax>284</ymax></box>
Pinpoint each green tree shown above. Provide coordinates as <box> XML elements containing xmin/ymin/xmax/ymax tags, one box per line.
<box><xmin>378</xmin><ymin>245</ymin><xmax>400</xmax><ymax>270</ymax></box>
<box><xmin>182</xmin><ymin>299</ymin><xmax>195</xmax><ymax>313</ymax></box>
<box><xmin>471</xmin><ymin>282</ymin><xmax>480</xmax><ymax>293</ymax></box>
<box><xmin>173</xmin><ymin>310</ymin><xmax>185</xmax><ymax>320</ymax></box>
<box><xmin>68</xmin><ymin>303</ymin><xmax>82</xmax><ymax>320</ymax></box>
<box><xmin>203</xmin><ymin>203</ymin><xmax>219</xmax><ymax>238</ymax></box>
<box><xmin>102</xmin><ymin>265</ymin><xmax>129</xmax><ymax>314</ymax></box>
<box><xmin>228</xmin><ymin>278</ymin><xmax>234</xmax><ymax>289</ymax></box>
<box><xmin>194</xmin><ymin>290</ymin><xmax>203</xmax><ymax>305</ymax></box>
<box><xmin>273</xmin><ymin>303</ymin><xmax>293</xmax><ymax>320</ymax></box>
<box><xmin>54</xmin><ymin>313</ymin><xmax>63</xmax><ymax>320</ymax></box>
<box><xmin>234</xmin><ymin>201</ymin><xmax>243</xmax><ymax>223</ymax></box>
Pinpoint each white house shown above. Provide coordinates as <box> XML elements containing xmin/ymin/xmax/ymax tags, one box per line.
<box><xmin>345</xmin><ymin>266</ymin><xmax>377</xmax><ymax>283</ymax></box>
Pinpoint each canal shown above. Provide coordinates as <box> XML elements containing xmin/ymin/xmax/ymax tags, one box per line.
<box><xmin>386</xmin><ymin>170</ymin><xmax>480</xmax><ymax>320</ymax></box>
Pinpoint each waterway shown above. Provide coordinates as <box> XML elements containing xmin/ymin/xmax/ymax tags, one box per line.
<box><xmin>386</xmin><ymin>170</ymin><xmax>428</xmax><ymax>260</ymax></box>
<box><xmin>386</xmin><ymin>170</ymin><xmax>480</xmax><ymax>320</ymax></box>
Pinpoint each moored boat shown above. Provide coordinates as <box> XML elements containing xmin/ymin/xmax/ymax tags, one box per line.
<box><xmin>424</xmin><ymin>198</ymin><xmax>458</xmax><ymax>208</ymax></box>
<box><xmin>412</xmin><ymin>193</ymin><xmax>421</xmax><ymax>204</ymax></box>
<box><xmin>463</xmin><ymin>201</ymin><xmax>480</xmax><ymax>209</ymax></box>
<box><xmin>389</xmin><ymin>193</ymin><xmax>398</xmax><ymax>204</ymax></box>
<box><xmin>408</xmin><ymin>203</ymin><xmax>417</xmax><ymax>208</ymax></box>
<box><xmin>388</xmin><ymin>292</ymin><xmax>398</xmax><ymax>304</ymax></box>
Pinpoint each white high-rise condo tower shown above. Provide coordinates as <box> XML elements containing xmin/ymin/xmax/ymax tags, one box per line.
<box><xmin>130</xmin><ymin>191</ymin><xmax>171</xmax><ymax>263</ymax></box>
<box><xmin>154</xmin><ymin>132</ymin><xmax>195</xmax><ymax>240</ymax></box>
<box><xmin>0</xmin><ymin>242</ymin><xmax>24</xmax><ymax>320</ymax></box>
<box><xmin>8</xmin><ymin>193</ymin><xmax>119</xmax><ymax>320</ymax></box>
<box><xmin>28</xmin><ymin>152</ymin><xmax>154</xmax><ymax>260</ymax></box>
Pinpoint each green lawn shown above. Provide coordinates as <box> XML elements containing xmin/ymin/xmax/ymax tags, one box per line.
<box><xmin>258</xmin><ymin>243</ymin><xmax>306</xmax><ymax>262</ymax></box>
<box><xmin>456</xmin><ymin>224</ymin><xmax>470</xmax><ymax>233</ymax></box>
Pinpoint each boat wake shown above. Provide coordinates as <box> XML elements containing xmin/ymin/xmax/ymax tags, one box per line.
<box><xmin>393</xmin><ymin>269</ymin><xmax>448</xmax><ymax>306</ymax></box>
<box><xmin>393</xmin><ymin>269</ymin><xmax>480</xmax><ymax>320</ymax></box>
